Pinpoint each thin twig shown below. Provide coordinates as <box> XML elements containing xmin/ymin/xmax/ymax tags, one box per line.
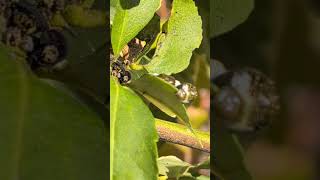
<box><xmin>155</xmin><ymin>119</ymin><xmax>210</xmax><ymax>153</ymax></box>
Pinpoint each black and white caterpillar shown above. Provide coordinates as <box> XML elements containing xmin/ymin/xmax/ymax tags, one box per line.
<box><xmin>156</xmin><ymin>74</ymin><xmax>198</xmax><ymax>104</ymax></box>
<box><xmin>110</xmin><ymin>37</ymin><xmax>198</xmax><ymax>104</ymax></box>
<box><xmin>110</xmin><ymin>54</ymin><xmax>131</xmax><ymax>84</ymax></box>
<box><xmin>109</xmin><ymin>61</ymin><xmax>198</xmax><ymax>104</ymax></box>
<box><xmin>110</xmin><ymin>38</ymin><xmax>147</xmax><ymax>84</ymax></box>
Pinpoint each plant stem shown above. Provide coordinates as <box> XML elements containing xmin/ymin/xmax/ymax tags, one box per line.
<box><xmin>155</xmin><ymin>119</ymin><xmax>210</xmax><ymax>153</ymax></box>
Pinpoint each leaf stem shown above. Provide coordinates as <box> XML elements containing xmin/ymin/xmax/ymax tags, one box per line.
<box><xmin>155</xmin><ymin>119</ymin><xmax>210</xmax><ymax>153</ymax></box>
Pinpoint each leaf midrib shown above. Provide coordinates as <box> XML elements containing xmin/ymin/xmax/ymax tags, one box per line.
<box><xmin>114</xmin><ymin>9</ymin><xmax>128</xmax><ymax>55</ymax></box>
<box><xmin>11</xmin><ymin>61</ymin><xmax>29</xmax><ymax>179</ymax></box>
<box><xmin>110</xmin><ymin>79</ymin><xmax>120</xmax><ymax>179</ymax></box>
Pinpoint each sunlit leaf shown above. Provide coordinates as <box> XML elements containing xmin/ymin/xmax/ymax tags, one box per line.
<box><xmin>129</xmin><ymin>74</ymin><xmax>193</xmax><ymax>130</ymax></box>
<box><xmin>144</xmin><ymin>0</ymin><xmax>203</xmax><ymax>74</ymax></box>
<box><xmin>158</xmin><ymin>156</ymin><xmax>191</xmax><ymax>178</ymax></box>
<box><xmin>110</xmin><ymin>77</ymin><xmax>158</xmax><ymax>180</ymax></box>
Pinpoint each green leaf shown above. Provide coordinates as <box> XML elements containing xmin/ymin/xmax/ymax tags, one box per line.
<box><xmin>158</xmin><ymin>156</ymin><xmax>191</xmax><ymax>178</ymax></box>
<box><xmin>158</xmin><ymin>156</ymin><xmax>210</xmax><ymax>179</ymax></box>
<box><xmin>110</xmin><ymin>6</ymin><xmax>116</xmax><ymax>25</ymax></box>
<box><xmin>192</xmin><ymin>54</ymin><xmax>210</xmax><ymax>90</ymax></box>
<box><xmin>40</xmin><ymin>26</ymin><xmax>108</xmax><ymax>117</ymax></box>
<box><xmin>158</xmin><ymin>161</ymin><xmax>169</xmax><ymax>177</ymax></box>
<box><xmin>110</xmin><ymin>0</ymin><xmax>117</xmax><ymax>7</ymax></box>
<box><xmin>196</xmin><ymin>175</ymin><xmax>210</xmax><ymax>180</ymax></box>
<box><xmin>129</xmin><ymin>74</ymin><xmax>192</xmax><ymax>130</ymax></box>
<box><xmin>144</xmin><ymin>0</ymin><xmax>203</xmax><ymax>74</ymax></box>
<box><xmin>110</xmin><ymin>77</ymin><xmax>158</xmax><ymax>180</ymax></box>
<box><xmin>111</xmin><ymin>0</ymin><xmax>161</xmax><ymax>55</ymax></box>
<box><xmin>212</xmin><ymin>116</ymin><xmax>252</xmax><ymax>180</ymax></box>
<box><xmin>136</xmin><ymin>14</ymin><xmax>161</xmax><ymax>43</ymax></box>
<box><xmin>195</xmin><ymin>0</ymin><xmax>210</xmax><ymax>59</ymax></box>
<box><xmin>0</xmin><ymin>45</ymin><xmax>107</xmax><ymax>180</ymax></box>
<box><xmin>191</xmin><ymin>157</ymin><xmax>210</xmax><ymax>171</ymax></box>
<box><xmin>210</xmin><ymin>0</ymin><xmax>254</xmax><ymax>38</ymax></box>
<box><xmin>63</xmin><ymin>5</ymin><xmax>107</xmax><ymax>27</ymax></box>
<box><xmin>110</xmin><ymin>0</ymin><xmax>117</xmax><ymax>25</ymax></box>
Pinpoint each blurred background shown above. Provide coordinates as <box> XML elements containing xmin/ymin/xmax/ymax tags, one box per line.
<box><xmin>212</xmin><ymin>0</ymin><xmax>320</xmax><ymax>179</ymax></box>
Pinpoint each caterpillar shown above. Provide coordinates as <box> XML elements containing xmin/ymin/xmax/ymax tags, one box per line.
<box><xmin>156</xmin><ymin>74</ymin><xmax>198</xmax><ymax>104</ymax></box>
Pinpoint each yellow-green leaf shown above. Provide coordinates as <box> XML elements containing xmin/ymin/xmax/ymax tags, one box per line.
<box><xmin>110</xmin><ymin>77</ymin><xmax>158</xmax><ymax>180</ymax></box>
<box><xmin>145</xmin><ymin>0</ymin><xmax>203</xmax><ymax>74</ymax></box>
<box><xmin>129</xmin><ymin>74</ymin><xmax>192</xmax><ymax>130</ymax></box>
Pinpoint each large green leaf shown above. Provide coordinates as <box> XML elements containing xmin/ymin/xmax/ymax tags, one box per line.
<box><xmin>144</xmin><ymin>0</ymin><xmax>203</xmax><ymax>75</ymax></box>
<box><xmin>210</xmin><ymin>0</ymin><xmax>254</xmax><ymax>38</ymax></box>
<box><xmin>0</xmin><ymin>45</ymin><xmax>107</xmax><ymax>180</ymax></box>
<box><xmin>111</xmin><ymin>0</ymin><xmax>161</xmax><ymax>55</ymax></box>
<box><xmin>110</xmin><ymin>77</ymin><xmax>158</xmax><ymax>180</ymax></box>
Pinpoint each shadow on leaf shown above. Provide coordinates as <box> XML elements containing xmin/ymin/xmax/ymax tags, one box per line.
<box><xmin>120</xmin><ymin>0</ymin><xmax>140</xmax><ymax>9</ymax></box>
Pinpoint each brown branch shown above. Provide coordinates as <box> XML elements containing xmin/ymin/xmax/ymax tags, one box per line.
<box><xmin>155</xmin><ymin>119</ymin><xmax>210</xmax><ymax>153</ymax></box>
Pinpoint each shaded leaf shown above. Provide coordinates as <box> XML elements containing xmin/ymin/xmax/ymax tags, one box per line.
<box><xmin>137</xmin><ymin>14</ymin><xmax>161</xmax><ymax>43</ymax></box>
<box><xmin>0</xmin><ymin>44</ymin><xmax>107</xmax><ymax>180</ymax></box>
<box><xmin>40</xmin><ymin>26</ymin><xmax>108</xmax><ymax>110</ymax></box>
<box><xmin>192</xmin><ymin>54</ymin><xmax>210</xmax><ymax>90</ymax></box>
<box><xmin>212</xmin><ymin>115</ymin><xmax>252</xmax><ymax>180</ymax></box>
<box><xmin>210</xmin><ymin>0</ymin><xmax>254</xmax><ymax>38</ymax></box>
<box><xmin>63</xmin><ymin>5</ymin><xmax>107</xmax><ymax>27</ymax></box>
<box><xmin>110</xmin><ymin>77</ymin><xmax>158</xmax><ymax>180</ymax></box>
<box><xmin>195</xmin><ymin>0</ymin><xmax>210</xmax><ymax>59</ymax></box>
<box><xmin>192</xmin><ymin>157</ymin><xmax>210</xmax><ymax>170</ymax></box>
<box><xmin>111</xmin><ymin>0</ymin><xmax>161</xmax><ymax>55</ymax></box>
<box><xmin>145</xmin><ymin>0</ymin><xmax>203</xmax><ymax>74</ymax></box>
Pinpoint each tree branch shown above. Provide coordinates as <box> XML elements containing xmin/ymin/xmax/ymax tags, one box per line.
<box><xmin>155</xmin><ymin>119</ymin><xmax>210</xmax><ymax>153</ymax></box>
